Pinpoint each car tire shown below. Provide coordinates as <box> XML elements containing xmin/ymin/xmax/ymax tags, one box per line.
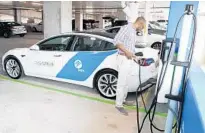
<box><xmin>3</xmin><ymin>32</ymin><xmax>11</xmax><ymax>38</ymax></box>
<box><xmin>95</xmin><ymin>70</ymin><xmax>118</xmax><ymax>99</ymax></box>
<box><xmin>19</xmin><ymin>34</ymin><xmax>25</xmax><ymax>37</ymax></box>
<box><xmin>4</xmin><ymin>57</ymin><xmax>23</xmax><ymax>79</ymax></box>
<box><xmin>151</xmin><ymin>42</ymin><xmax>161</xmax><ymax>50</ymax></box>
<box><xmin>33</xmin><ymin>27</ymin><xmax>37</xmax><ymax>32</ymax></box>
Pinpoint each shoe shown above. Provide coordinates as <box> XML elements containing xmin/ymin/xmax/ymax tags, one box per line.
<box><xmin>123</xmin><ymin>101</ymin><xmax>135</xmax><ymax>106</ymax></box>
<box><xmin>115</xmin><ymin>106</ymin><xmax>128</xmax><ymax>116</ymax></box>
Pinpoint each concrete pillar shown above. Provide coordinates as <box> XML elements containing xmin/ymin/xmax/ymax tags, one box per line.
<box><xmin>43</xmin><ymin>1</ymin><xmax>72</xmax><ymax>38</ymax></box>
<box><xmin>14</xmin><ymin>9</ymin><xmax>21</xmax><ymax>23</ymax></box>
<box><xmin>96</xmin><ymin>14</ymin><xmax>104</xmax><ymax>29</ymax></box>
<box><xmin>41</xmin><ymin>10</ymin><xmax>43</xmax><ymax>21</ymax></box>
<box><xmin>143</xmin><ymin>1</ymin><xmax>149</xmax><ymax>43</ymax></box>
<box><xmin>122</xmin><ymin>2</ymin><xmax>139</xmax><ymax>23</ymax></box>
<box><xmin>75</xmin><ymin>12</ymin><xmax>83</xmax><ymax>31</ymax></box>
<box><xmin>117</xmin><ymin>9</ymin><xmax>126</xmax><ymax>20</ymax></box>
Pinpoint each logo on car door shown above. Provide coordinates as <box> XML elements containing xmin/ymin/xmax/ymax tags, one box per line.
<box><xmin>74</xmin><ymin>60</ymin><xmax>84</xmax><ymax>72</ymax></box>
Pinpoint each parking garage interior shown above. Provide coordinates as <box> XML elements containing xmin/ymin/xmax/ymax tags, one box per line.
<box><xmin>0</xmin><ymin>1</ymin><xmax>205</xmax><ymax>133</ymax></box>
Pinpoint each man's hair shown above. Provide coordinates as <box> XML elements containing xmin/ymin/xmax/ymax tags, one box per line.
<box><xmin>135</xmin><ymin>17</ymin><xmax>146</xmax><ymax>24</ymax></box>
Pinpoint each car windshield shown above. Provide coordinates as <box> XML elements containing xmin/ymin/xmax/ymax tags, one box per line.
<box><xmin>149</xmin><ymin>21</ymin><xmax>166</xmax><ymax>30</ymax></box>
<box><xmin>150</xmin><ymin>21</ymin><xmax>161</xmax><ymax>27</ymax></box>
<box><xmin>113</xmin><ymin>20</ymin><xmax>128</xmax><ymax>26</ymax></box>
<box><xmin>157</xmin><ymin>20</ymin><xmax>167</xmax><ymax>23</ymax></box>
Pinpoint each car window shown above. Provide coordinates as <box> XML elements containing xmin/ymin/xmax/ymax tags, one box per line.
<box><xmin>113</xmin><ymin>20</ymin><xmax>128</xmax><ymax>26</ymax></box>
<box><xmin>38</xmin><ymin>35</ymin><xmax>75</xmax><ymax>51</ymax></box>
<box><xmin>105</xmin><ymin>29</ymin><xmax>112</xmax><ymax>33</ymax></box>
<box><xmin>157</xmin><ymin>20</ymin><xmax>166</xmax><ymax>23</ymax></box>
<box><xmin>101</xmin><ymin>41</ymin><xmax>116</xmax><ymax>51</ymax></box>
<box><xmin>111</xmin><ymin>28</ymin><xmax>120</xmax><ymax>33</ymax></box>
<box><xmin>4</xmin><ymin>22</ymin><xmax>21</xmax><ymax>26</ymax></box>
<box><xmin>105</xmin><ymin>27</ymin><xmax>120</xmax><ymax>33</ymax></box>
<box><xmin>73</xmin><ymin>36</ymin><xmax>116</xmax><ymax>51</ymax></box>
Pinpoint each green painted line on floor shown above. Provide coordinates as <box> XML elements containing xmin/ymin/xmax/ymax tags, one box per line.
<box><xmin>0</xmin><ymin>74</ymin><xmax>167</xmax><ymax>117</ymax></box>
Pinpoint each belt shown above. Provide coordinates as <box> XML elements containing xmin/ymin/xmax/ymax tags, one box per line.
<box><xmin>118</xmin><ymin>52</ymin><xmax>125</xmax><ymax>56</ymax></box>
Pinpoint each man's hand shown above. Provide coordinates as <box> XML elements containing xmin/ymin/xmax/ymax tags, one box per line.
<box><xmin>125</xmin><ymin>51</ymin><xmax>135</xmax><ymax>60</ymax></box>
<box><xmin>115</xmin><ymin>44</ymin><xmax>135</xmax><ymax>59</ymax></box>
<box><xmin>155</xmin><ymin>59</ymin><xmax>159</xmax><ymax>67</ymax></box>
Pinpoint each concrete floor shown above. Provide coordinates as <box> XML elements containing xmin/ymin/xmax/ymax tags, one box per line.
<box><xmin>0</xmin><ymin>79</ymin><xmax>138</xmax><ymax>133</ymax></box>
<box><xmin>0</xmin><ymin>33</ymin><xmax>167</xmax><ymax>133</ymax></box>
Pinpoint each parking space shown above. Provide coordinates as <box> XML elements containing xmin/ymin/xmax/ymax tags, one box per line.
<box><xmin>0</xmin><ymin>33</ymin><xmax>167</xmax><ymax>133</ymax></box>
<box><xmin>0</xmin><ymin>1</ymin><xmax>175</xmax><ymax>132</ymax></box>
<box><xmin>0</xmin><ymin>79</ymin><xmax>138</xmax><ymax>133</ymax></box>
<box><xmin>1</xmin><ymin>1</ymin><xmax>205</xmax><ymax>133</ymax></box>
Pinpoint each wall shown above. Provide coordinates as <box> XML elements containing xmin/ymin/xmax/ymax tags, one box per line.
<box><xmin>0</xmin><ymin>9</ymin><xmax>42</xmax><ymax>23</ymax></box>
<box><xmin>181</xmin><ymin>63</ymin><xmax>205</xmax><ymax>133</ymax></box>
<box><xmin>193</xmin><ymin>1</ymin><xmax>205</xmax><ymax>65</ymax></box>
<box><xmin>0</xmin><ymin>9</ymin><xmax>42</xmax><ymax>19</ymax></box>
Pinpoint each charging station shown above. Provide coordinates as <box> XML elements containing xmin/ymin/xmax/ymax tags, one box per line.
<box><xmin>159</xmin><ymin>1</ymin><xmax>205</xmax><ymax>133</ymax></box>
<box><xmin>127</xmin><ymin>1</ymin><xmax>205</xmax><ymax>133</ymax></box>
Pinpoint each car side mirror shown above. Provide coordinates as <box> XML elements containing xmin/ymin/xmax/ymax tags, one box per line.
<box><xmin>148</xmin><ymin>29</ymin><xmax>153</xmax><ymax>35</ymax></box>
<box><xmin>135</xmin><ymin>52</ymin><xmax>143</xmax><ymax>56</ymax></box>
<box><xmin>30</xmin><ymin>45</ymin><xmax>39</xmax><ymax>51</ymax></box>
<box><xmin>137</xmin><ymin>31</ymin><xmax>143</xmax><ymax>36</ymax></box>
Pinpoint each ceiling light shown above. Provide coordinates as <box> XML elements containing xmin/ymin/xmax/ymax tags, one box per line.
<box><xmin>32</xmin><ymin>2</ymin><xmax>43</xmax><ymax>6</ymax></box>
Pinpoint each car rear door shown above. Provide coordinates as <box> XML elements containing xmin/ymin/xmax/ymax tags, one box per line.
<box><xmin>23</xmin><ymin>35</ymin><xmax>76</xmax><ymax>78</ymax></box>
<box><xmin>56</xmin><ymin>34</ymin><xmax>117</xmax><ymax>82</ymax></box>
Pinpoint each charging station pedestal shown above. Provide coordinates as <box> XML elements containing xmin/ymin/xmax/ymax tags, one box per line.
<box><xmin>159</xmin><ymin>2</ymin><xmax>199</xmax><ymax>133</ymax></box>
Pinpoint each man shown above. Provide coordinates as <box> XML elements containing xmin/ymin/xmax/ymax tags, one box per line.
<box><xmin>113</xmin><ymin>17</ymin><xmax>146</xmax><ymax>115</ymax></box>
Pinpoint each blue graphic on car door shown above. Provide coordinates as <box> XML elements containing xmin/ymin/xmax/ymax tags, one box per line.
<box><xmin>56</xmin><ymin>51</ymin><xmax>117</xmax><ymax>81</ymax></box>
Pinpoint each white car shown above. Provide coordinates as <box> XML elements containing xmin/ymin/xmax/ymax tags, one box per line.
<box><xmin>157</xmin><ymin>20</ymin><xmax>168</xmax><ymax>29</ymax></box>
<box><xmin>32</xmin><ymin>22</ymin><xmax>43</xmax><ymax>32</ymax></box>
<box><xmin>0</xmin><ymin>22</ymin><xmax>27</xmax><ymax>38</ymax></box>
<box><xmin>2</xmin><ymin>32</ymin><xmax>159</xmax><ymax>99</ymax></box>
<box><xmin>149</xmin><ymin>21</ymin><xmax>167</xmax><ymax>30</ymax></box>
<box><xmin>104</xmin><ymin>26</ymin><xmax>166</xmax><ymax>50</ymax></box>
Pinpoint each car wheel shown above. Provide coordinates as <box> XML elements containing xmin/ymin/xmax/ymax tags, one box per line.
<box><xmin>95</xmin><ymin>71</ymin><xmax>118</xmax><ymax>99</ymax></box>
<box><xmin>19</xmin><ymin>34</ymin><xmax>25</xmax><ymax>37</ymax></box>
<box><xmin>3</xmin><ymin>32</ymin><xmax>11</xmax><ymax>38</ymax></box>
<box><xmin>33</xmin><ymin>27</ymin><xmax>37</xmax><ymax>32</ymax></box>
<box><xmin>151</xmin><ymin>42</ymin><xmax>161</xmax><ymax>50</ymax></box>
<box><xmin>4</xmin><ymin>57</ymin><xmax>22</xmax><ymax>79</ymax></box>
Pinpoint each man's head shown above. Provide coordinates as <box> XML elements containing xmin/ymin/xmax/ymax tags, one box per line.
<box><xmin>133</xmin><ymin>17</ymin><xmax>146</xmax><ymax>31</ymax></box>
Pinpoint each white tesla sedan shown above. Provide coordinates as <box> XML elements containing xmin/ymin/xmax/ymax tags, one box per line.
<box><xmin>2</xmin><ymin>32</ymin><xmax>159</xmax><ymax>99</ymax></box>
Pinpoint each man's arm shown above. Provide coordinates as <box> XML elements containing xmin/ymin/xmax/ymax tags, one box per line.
<box><xmin>116</xmin><ymin>43</ymin><xmax>135</xmax><ymax>59</ymax></box>
<box><xmin>113</xmin><ymin>26</ymin><xmax>135</xmax><ymax>59</ymax></box>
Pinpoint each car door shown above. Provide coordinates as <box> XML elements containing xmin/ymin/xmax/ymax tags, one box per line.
<box><xmin>56</xmin><ymin>35</ymin><xmax>117</xmax><ymax>81</ymax></box>
<box><xmin>23</xmin><ymin>35</ymin><xmax>75</xmax><ymax>77</ymax></box>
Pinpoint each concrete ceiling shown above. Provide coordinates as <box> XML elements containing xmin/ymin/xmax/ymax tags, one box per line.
<box><xmin>0</xmin><ymin>1</ymin><xmax>170</xmax><ymax>9</ymax></box>
<box><xmin>0</xmin><ymin>1</ymin><xmax>170</xmax><ymax>15</ymax></box>
<box><xmin>72</xmin><ymin>1</ymin><xmax>170</xmax><ymax>9</ymax></box>
<box><xmin>73</xmin><ymin>1</ymin><xmax>121</xmax><ymax>9</ymax></box>
<box><xmin>0</xmin><ymin>1</ymin><xmax>43</xmax><ymax>10</ymax></box>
